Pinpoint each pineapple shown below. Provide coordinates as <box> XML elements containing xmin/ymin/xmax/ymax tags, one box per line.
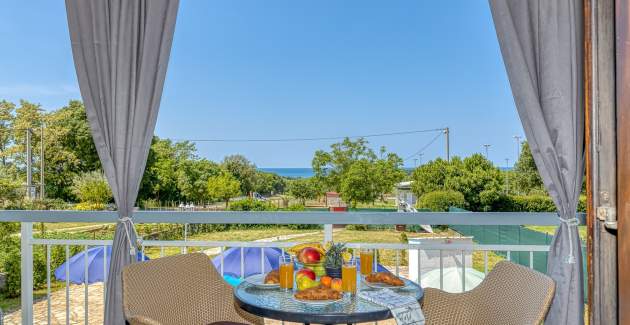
<box><xmin>324</xmin><ymin>242</ymin><xmax>347</xmax><ymax>269</ymax></box>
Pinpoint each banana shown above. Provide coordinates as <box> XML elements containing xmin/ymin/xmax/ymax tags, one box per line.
<box><xmin>289</xmin><ymin>242</ymin><xmax>326</xmax><ymax>256</ymax></box>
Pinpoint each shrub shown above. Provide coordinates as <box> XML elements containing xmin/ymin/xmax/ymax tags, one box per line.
<box><xmin>229</xmin><ymin>198</ymin><xmax>277</xmax><ymax>211</ymax></box>
<box><xmin>494</xmin><ymin>194</ymin><xmax>586</xmax><ymax>212</ymax></box>
<box><xmin>417</xmin><ymin>190</ymin><xmax>466</xmax><ymax>212</ymax></box>
<box><xmin>71</xmin><ymin>171</ymin><xmax>112</xmax><ymax>203</ymax></box>
<box><xmin>285</xmin><ymin>204</ymin><xmax>305</xmax><ymax>211</ymax></box>
<box><xmin>72</xmin><ymin>202</ymin><xmax>107</xmax><ymax>211</ymax></box>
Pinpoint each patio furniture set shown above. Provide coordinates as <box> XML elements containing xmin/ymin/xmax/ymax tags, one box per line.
<box><xmin>120</xmin><ymin>252</ymin><xmax>555</xmax><ymax>325</ymax></box>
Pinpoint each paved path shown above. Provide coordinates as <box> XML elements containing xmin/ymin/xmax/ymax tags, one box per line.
<box><xmin>4</xmin><ymin>283</ymin><xmax>105</xmax><ymax>325</ymax></box>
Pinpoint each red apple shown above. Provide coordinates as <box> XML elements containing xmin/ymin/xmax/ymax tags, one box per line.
<box><xmin>296</xmin><ymin>268</ymin><xmax>316</xmax><ymax>281</ymax></box>
<box><xmin>298</xmin><ymin>247</ymin><xmax>321</xmax><ymax>264</ymax></box>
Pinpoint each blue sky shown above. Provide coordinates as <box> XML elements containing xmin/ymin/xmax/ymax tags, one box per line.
<box><xmin>0</xmin><ymin>0</ymin><xmax>524</xmax><ymax>168</ymax></box>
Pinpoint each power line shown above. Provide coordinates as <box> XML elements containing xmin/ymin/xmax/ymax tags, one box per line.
<box><xmin>404</xmin><ymin>132</ymin><xmax>444</xmax><ymax>161</ymax></box>
<box><xmin>171</xmin><ymin>128</ymin><xmax>445</xmax><ymax>143</ymax></box>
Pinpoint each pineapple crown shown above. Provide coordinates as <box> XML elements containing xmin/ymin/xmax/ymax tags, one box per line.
<box><xmin>324</xmin><ymin>242</ymin><xmax>346</xmax><ymax>268</ymax></box>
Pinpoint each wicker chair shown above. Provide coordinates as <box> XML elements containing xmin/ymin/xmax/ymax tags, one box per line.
<box><xmin>122</xmin><ymin>253</ymin><xmax>263</xmax><ymax>325</ymax></box>
<box><xmin>421</xmin><ymin>261</ymin><xmax>555</xmax><ymax>325</ymax></box>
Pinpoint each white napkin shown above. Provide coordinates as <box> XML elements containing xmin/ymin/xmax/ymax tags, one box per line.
<box><xmin>359</xmin><ymin>289</ymin><xmax>425</xmax><ymax>325</ymax></box>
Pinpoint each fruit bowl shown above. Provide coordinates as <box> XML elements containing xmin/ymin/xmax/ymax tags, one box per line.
<box><xmin>295</xmin><ymin>261</ymin><xmax>326</xmax><ymax>277</ymax></box>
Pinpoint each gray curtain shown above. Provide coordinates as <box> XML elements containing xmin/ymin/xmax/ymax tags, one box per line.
<box><xmin>489</xmin><ymin>0</ymin><xmax>584</xmax><ymax>324</ymax></box>
<box><xmin>65</xmin><ymin>1</ymin><xmax>179</xmax><ymax>324</ymax></box>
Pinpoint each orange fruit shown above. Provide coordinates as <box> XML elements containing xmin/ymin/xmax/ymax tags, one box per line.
<box><xmin>320</xmin><ymin>276</ymin><xmax>332</xmax><ymax>288</ymax></box>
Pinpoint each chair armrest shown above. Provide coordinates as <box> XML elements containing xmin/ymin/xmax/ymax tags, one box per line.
<box><xmin>126</xmin><ymin>315</ymin><xmax>162</xmax><ymax>325</ymax></box>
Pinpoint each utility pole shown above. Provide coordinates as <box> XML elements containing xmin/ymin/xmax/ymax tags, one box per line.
<box><xmin>413</xmin><ymin>158</ymin><xmax>418</xmax><ymax>168</ymax></box>
<box><xmin>483</xmin><ymin>144</ymin><xmax>491</xmax><ymax>160</ymax></box>
<box><xmin>505</xmin><ymin>158</ymin><xmax>510</xmax><ymax>194</ymax></box>
<box><xmin>513</xmin><ymin>135</ymin><xmax>522</xmax><ymax>160</ymax></box>
<box><xmin>40</xmin><ymin>125</ymin><xmax>45</xmax><ymax>199</ymax></box>
<box><xmin>419</xmin><ymin>153</ymin><xmax>424</xmax><ymax>165</ymax></box>
<box><xmin>26</xmin><ymin>129</ymin><xmax>33</xmax><ymax>199</ymax></box>
<box><xmin>444</xmin><ymin>127</ymin><xmax>450</xmax><ymax>162</ymax></box>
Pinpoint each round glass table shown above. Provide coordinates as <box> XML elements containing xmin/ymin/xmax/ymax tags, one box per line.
<box><xmin>234</xmin><ymin>278</ymin><xmax>424</xmax><ymax>324</ymax></box>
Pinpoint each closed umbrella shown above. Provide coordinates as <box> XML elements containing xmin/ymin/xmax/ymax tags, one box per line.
<box><xmin>54</xmin><ymin>246</ymin><xmax>148</xmax><ymax>284</ymax></box>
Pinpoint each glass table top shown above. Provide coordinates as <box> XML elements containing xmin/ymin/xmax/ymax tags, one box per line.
<box><xmin>234</xmin><ymin>277</ymin><xmax>424</xmax><ymax>323</ymax></box>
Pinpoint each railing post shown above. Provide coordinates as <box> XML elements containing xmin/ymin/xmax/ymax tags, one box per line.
<box><xmin>20</xmin><ymin>222</ymin><xmax>33</xmax><ymax>325</ymax></box>
<box><xmin>324</xmin><ymin>224</ymin><xmax>333</xmax><ymax>243</ymax></box>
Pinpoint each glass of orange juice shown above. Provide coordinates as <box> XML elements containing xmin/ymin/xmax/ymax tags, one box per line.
<box><xmin>279</xmin><ymin>255</ymin><xmax>294</xmax><ymax>291</ymax></box>
<box><xmin>360</xmin><ymin>248</ymin><xmax>374</xmax><ymax>276</ymax></box>
<box><xmin>342</xmin><ymin>257</ymin><xmax>357</xmax><ymax>295</ymax></box>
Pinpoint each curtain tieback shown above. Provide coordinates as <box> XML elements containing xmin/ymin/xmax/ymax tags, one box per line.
<box><xmin>558</xmin><ymin>216</ymin><xmax>579</xmax><ymax>264</ymax></box>
<box><xmin>119</xmin><ymin>216</ymin><xmax>142</xmax><ymax>256</ymax></box>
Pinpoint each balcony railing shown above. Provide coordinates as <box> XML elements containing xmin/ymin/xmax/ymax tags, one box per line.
<box><xmin>0</xmin><ymin>210</ymin><xmax>585</xmax><ymax>325</ymax></box>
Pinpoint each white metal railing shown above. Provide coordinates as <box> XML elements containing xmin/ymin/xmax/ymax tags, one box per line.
<box><xmin>0</xmin><ymin>211</ymin><xmax>584</xmax><ymax>325</ymax></box>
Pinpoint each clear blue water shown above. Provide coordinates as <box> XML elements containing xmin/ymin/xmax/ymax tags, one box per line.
<box><xmin>258</xmin><ymin>168</ymin><xmax>314</xmax><ymax>178</ymax></box>
<box><xmin>259</xmin><ymin>166</ymin><xmax>512</xmax><ymax>178</ymax></box>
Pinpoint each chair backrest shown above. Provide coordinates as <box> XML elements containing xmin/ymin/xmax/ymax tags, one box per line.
<box><xmin>122</xmin><ymin>253</ymin><xmax>260</xmax><ymax>325</ymax></box>
<box><xmin>470</xmin><ymin>261</ymin><xmax>555</xmax><ymax>324</ymax></box>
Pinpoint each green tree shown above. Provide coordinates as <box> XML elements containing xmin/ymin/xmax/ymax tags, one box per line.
<box><xmin>513</xmin><ymin>142</ymin><xmax>545</xmax><ymax>194</ymax></box>
<box><xmin>312</xmin><ymin>137</ymin><xmax>377</xmax><ymax>191</ymax></box>
<box><xmin>288</xmin><ymin>178</ymin><xmax>321</xmax><ymax>205</ymax></box>
<box><xmin>411</xmin><ymin>154</ymin><xmax>504</xmax><ymax>211</ymax></box>
<box><xmin>0</xmin><ymin>172</ymin><xmax>21</xmax><ymax>204</ymax></box>
<box><xmin>339</xmin><ymin>159</ymin><xmax>380</xmax><ymax>208</ymax></box>
<box><xmin>11</xmin><ymin>100</ymin><xmax>44</xmax><ymax>168</ymax></box>
<box><xmin>253</xmin><ymin>171</ymin><xmax>286</xmax><ymax>196</ymax></box>
<box><xmin>70</xmin><ymin>171</ymin><xmax>112</xmax><ymax>203</ymax></box>
<box><xmin>177</xmin><ymin>158</ymin><xmax>221</xmax><ymax>202</ymax></box>
<box><xmin>139</xmin><ymin>137</ymin><xmax>196</xmax><ymax>202</ymax></box>
<box><xmin>43</xmin><ymin>100</ymin><xmax>100</xmax><ymax>199</ymax></box>
<box><xmin>222</xmin><ymin>155</ymin><xmax>257</xmax><ymax>195</ymax></box>
<box><xmin>0</xmin><ymin>100</ymin><xmax>15</xmax><ymax>167</ymax></box>
<box><xmin>312</xmin><ymin>138</ymin><xmax>405</xmax><ymax>203</ymax></box>
<box><xmin>374</xmin><ymin>151</ymin><xmax>406</xmax><ymax>201</ymax></box>
<box><xmin>207</xmin><ymin>171</ymin><xmax>241</xmax><ymax>208</ymax></box>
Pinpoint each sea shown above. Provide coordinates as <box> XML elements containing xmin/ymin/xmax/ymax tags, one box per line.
<box><xmin>258</xmin><ymin>168</ymin><xmax>315</xmax><ymax>178</ymax></box>
<box><xmin>259</xmin><ymin>166</ymin><xmax>512</xmax><ymax>178</ymax></box>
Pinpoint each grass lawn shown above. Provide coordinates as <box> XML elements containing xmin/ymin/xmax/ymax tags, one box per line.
<box><xmin>142</xmin><ymin>228</ymin><xmax>320</xmax><ymax>258</ymax></box>
<box><xmin>525</xmin><ymin>225</ymin><xmax>587</xmax><ymax>241</ymax></box>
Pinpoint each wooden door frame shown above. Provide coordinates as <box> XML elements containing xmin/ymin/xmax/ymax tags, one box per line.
<box><xmin>617</xmin><ymin>0</ymin><xmax>630</xmax><ymax>323</ymax></box>
<box><xmin>586</xmin><ymin>0</ymin><xmax>618</xmax><ymax>324</ymax></box>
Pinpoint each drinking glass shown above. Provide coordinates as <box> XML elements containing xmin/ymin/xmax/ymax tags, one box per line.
<box><xmin>359</xmin><ymin>248</ymin><xmax>374</xmax><ymax>276</ymax></box>
<box><xmin>279</xmin><ymin>255</ymin><xmax>294</xmax><ymax>290</ymax></box>
<box><xmin>342</xmin><ymin>257</ymin><xmax>357</xmax><ymax>295</ymax></box>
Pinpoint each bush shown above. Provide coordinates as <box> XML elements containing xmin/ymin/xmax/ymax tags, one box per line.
<box><xmin>507</xmin><ymin>194</ymin><xmax>556</xmax><ymax>212</ymax></box>
<box><xmin>3</xmin><ymin>198</ymin><xmax>69</xmax><ymax>210</ymax></box>
<box><xmin>71</xmin><ymin>171</ymin><xmax>112</xmax><ymax>204</ymax></box>
<box><xmin>72</xmin><ymin>202</ymin><xmax>107</xmax><ymax>211</ymax></box>
<box><xmin>345</xmin><ymin>224</ymin><xmax>369</xmax><ymax>231</ymax></box>
<box><xmin>229</xmin><ymin>198</ymin><xmax>277</xmax><ymax>211</ymax></box>
<box><xmin>417</xmin><ymin>190</ymin><xmax>466</xmax><ymax>212</ymax></box>
<box><xmin>285</xmin><ymin>204</ymin><xmax>305</xmax><ymax>211</ymax></box>
<box><xmin>493</xmin><ymin>194</ymin><xmax>586</xmax><ymax>212</ymax></box>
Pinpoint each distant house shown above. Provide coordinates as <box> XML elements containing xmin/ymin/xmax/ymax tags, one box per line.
<box><xmin>325</xmin><ymin>192</ymin><xmax>346</xmax><ymax>208</ymax></box>
<box><xmin>395</xmin><ymin>181</ymin><xmax>416</xmax><ymax>211</ymax></box>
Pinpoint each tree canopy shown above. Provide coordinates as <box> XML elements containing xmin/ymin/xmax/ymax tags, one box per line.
<box><xmin>411</xmin><ymin>154</ymin><xmax>504</xmax><ymax>211</ymax></box>
<box><xmin>287</xmin><ymin>178</ymin><xmax>321</xmax><ymax>205</ymax></box>
<box><xmin>312</xmin><ymin>138</ymin><xmax>405</xmax><ymax>205</ymax></box>
<box><xmin>513</xmin><ymin>142</ymin><xmax>545</xmax><ymax>195</ymax></box>
<box><xmin>207</xmin><ymin>171</ymin><xmax>241</xmax><ymax>207</ymax></box>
